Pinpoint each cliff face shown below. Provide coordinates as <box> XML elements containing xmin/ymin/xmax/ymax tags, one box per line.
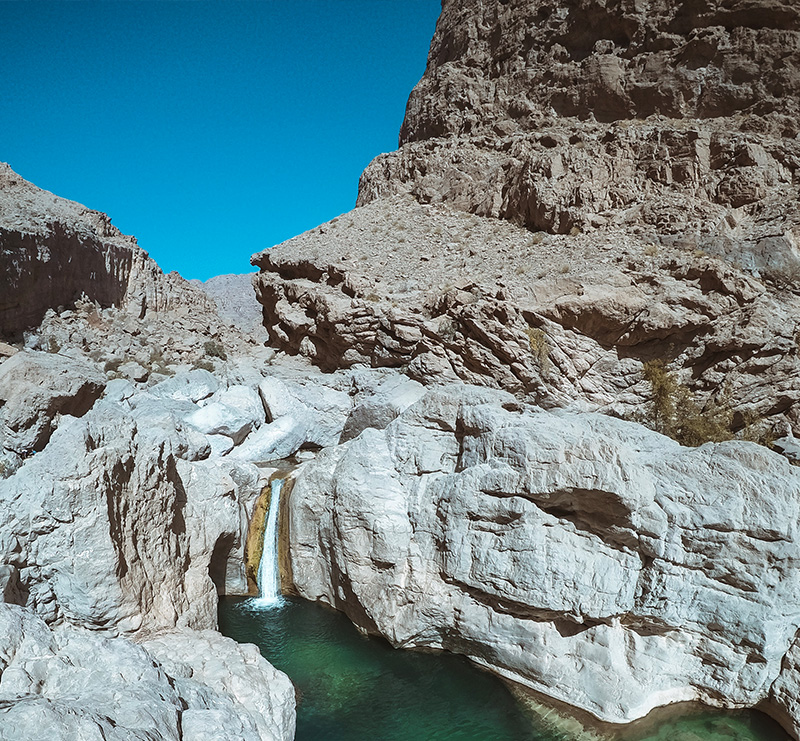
<box><xmin>254</xmin><ymin>0</ymin><xmax>800</xmax><ymax>437</ymax></box>
<box><xmin>399</xmin><ymin>0</ymin><xmax>800</xmax><ymax>139</ymax></box>
<box><xmin>287</xmin><ymin>384</ymin><xmax>800</xmax><ymax>735</ymax></box>
<box><xmin>1</xmin><ymin>163</ymin><xmax>186</xmax><ymax>339</ymax></box>
<box><xmin>360</xmin><ymin>0</ymin><xmax>800</xmax><ymax>246</ymax></box>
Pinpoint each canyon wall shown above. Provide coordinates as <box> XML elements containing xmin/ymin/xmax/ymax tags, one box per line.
<box><xmin>253</xmin><ymin>0</ymin><xmax>800</xmax><ymax>438</ymax></box>
<box><xmin>0</xmin><ymin>163</ymin><xmax>221</xmax><ymax>340</ymax></box>
<box><xmin>287</xmin><ymin>384</ymin><xmax>800</xmax><ymax>736</ymax></box>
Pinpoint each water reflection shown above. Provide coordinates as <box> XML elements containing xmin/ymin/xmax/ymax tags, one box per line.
<box><xmin>218</xmin><ymin>596</ymin><xmax>790</xmax><ymax>741</ymax></box>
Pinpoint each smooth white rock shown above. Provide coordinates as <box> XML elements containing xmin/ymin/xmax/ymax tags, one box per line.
<box><xmin>0</xmin><ymin>604</ymin><xmax>295</xmax><ymax>741</ymax></box>
<box><xmin>287</xmin><ymin>383</ymin><xmax>800</xmax><ymax>729</ymax></box>
<box><xmin>151</xmin><ymin>369</ymin><xmax>219</xmax><ymax>403</ymax></box>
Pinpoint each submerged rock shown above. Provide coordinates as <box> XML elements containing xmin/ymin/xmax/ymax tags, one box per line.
<box><xmin>287</xmin><ymin>384</ymin><xmax>800</xmax><ymax>734</ymax></box>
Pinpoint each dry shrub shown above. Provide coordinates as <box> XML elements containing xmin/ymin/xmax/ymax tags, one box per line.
<box><xmin>526</xmin><ymin>326</ymin><xmax>550</xmax><ymax>372</ymax></box>
<box><xmin>642</xmin><ymin>360</ymin><xmax>772</xmax><ymax>447</ymax></box>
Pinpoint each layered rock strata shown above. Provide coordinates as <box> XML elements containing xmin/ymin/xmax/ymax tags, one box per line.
<box><xmin>253</xmin><ymin>0</ymin><xmax>800</xmax><ymax>437</ymax></box>
<box><xmin>0</xmin><ymin>163</ymin><xmax>249</xmax><ymax>355</ymax></box>
<box><xmin>286</xmin><ymin>384</ymin><xmax>800</xmax><ymax>736</ymax></box>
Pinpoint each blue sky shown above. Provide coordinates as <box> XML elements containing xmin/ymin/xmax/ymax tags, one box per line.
<box><xmin>1</xmin><ymin>1</ymin><xmax>440</xmax><ymax>280</ymax></box>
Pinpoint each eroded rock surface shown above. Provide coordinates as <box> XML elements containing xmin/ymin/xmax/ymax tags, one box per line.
<box><xmin>287</xmin><ymin>384</ymin><xmax>800</xmax><ymax>734</ymax></box>
<box><xmin>0</xmin><ymin>604</ymin><xmax>295</xmax><ymax>741</ymax></box>
<box><xmin>253</xmin><ymin>0</ymin><xmax>800</xmax><ymax>437</ymax></box>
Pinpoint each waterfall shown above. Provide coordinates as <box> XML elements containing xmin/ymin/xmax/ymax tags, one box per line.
<box><xmin>254</xmin><ymin>477</ymin><xmax>284</xmax><ymax>608</ymax></box>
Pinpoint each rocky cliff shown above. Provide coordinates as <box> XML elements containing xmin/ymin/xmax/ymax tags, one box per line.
<box><xmin>0</xmin><ymin>162</ymin><xmax>250</xmax><ymax>353</ymax></box>
<box><xmin>0</xmin><ymin>166</ymin><xmax>298</xmax><ymax>739</ymax></box>
<box><xmin>253</xmin><ymin>0</ymin><xmax>800</xmax><ymax>438</ymax></box>
<box><xmin>287</xmin><ymin>384</ymin><xmax>800</xmax><ymax>736</ymax></box>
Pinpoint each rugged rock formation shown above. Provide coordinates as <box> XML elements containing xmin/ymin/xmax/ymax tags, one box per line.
<box><xmin>1</xmin><ymin>163</ymin><xmax>163</xmax><ymax>338</ymax></box>
<box><xmin>365</xmin><ymin>0</ymin><xmax>800</xmax><ymax>242</ymax></box>
<box><xmin>253</xmin><ymin>0</ymin><xmax>800</xmax><ymax>438</ymax></box>
<box><xmin>0</xmin><ymin>352</ymin><xmax>299</xmax><ymax>738</ymax></box>
<box><xmin>0</xmin><ymin>361</ymin><xmax>263</xmax><ymax>633</ymax></box>
<box><xmin>286</xmin><ymin>384</ymin><xmax>800</xmax><ymax>735</ymax></box>
<box><xmin>0</xmin><ymin>604</ymin><xmax>295</xmax><ymax>740</ymax></box>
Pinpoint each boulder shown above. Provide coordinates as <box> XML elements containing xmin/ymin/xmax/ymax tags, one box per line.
<box><xmin>230</xmin><ymin>375</ymin><xmax>352</xmax><ymax>462</ymax></box>
<box><xmin>185</xmin><ymin>402</ymin><xmax>255</xmax><ymax>445</ymax></box>
<box><xmin>0</xmin><ymin>603</ymin><xmax>295</xmax><ymax>741</ymax></box>
<box><xmin>0</xmin><ymin>351</ymin><xmax>105</xmax><ymax>454</ymax></box>
<box><xmin>151</xmin><ymin>369</ymin><xmax>219</xmax><ymax>404</ymax></box>
<box><xmin>288</xmin><ymin>384</ymin><xmax>800</xmax><ymax>731</ymax></box>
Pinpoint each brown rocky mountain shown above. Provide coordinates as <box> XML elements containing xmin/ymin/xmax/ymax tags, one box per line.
<box><xmin>0</xmin><ymin>163</ymin><xmax>267</xmax><ymax>377</ymax></box>
<box><xmin>253</xmin><ymin>0</ymin><xmax>800</xmax><ymax>438</ymax></box>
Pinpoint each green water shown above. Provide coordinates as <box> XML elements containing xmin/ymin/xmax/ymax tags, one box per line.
<box><xmin>218</xmin><ymin>596</ymin><xmax>790</xmax><ymax>741</ymax></box>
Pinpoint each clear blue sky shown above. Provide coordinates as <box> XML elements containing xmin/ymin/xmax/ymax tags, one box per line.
<box><xmin>1</xmin><ymin>1</ymin><xmax>440</xmax><ymax>280</ymax></box>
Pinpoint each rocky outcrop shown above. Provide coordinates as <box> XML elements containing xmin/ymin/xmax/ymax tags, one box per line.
<box><xmin>0</xmin><ymin>370</ymin><xmax>262</xmax><ymax>633</ymax></box>
<box><xmin>0</xmin><ymin>604</ymin><xmax>295</xmax><ymax>741</ymax></box>
<box><xmin>0</xmin><ymin>351</ymin><xmax>106</xmax><ymax>457</ymax></box>
<box><xmin>362</xmin><ymin>0</ymin><xmax>800</xmax><ymax>242</ymax></box>
<box><xmin>287</xmin><ymin>384</ymin><xmax>800</xmax><ymax>734</ymax></box>
<box><xmin>398</xmin><ymin>0</ymin><xmax>800</xmax><ymax>140</ymax></box>
<box><xmin>253</xmin><ymin>197</ymin><xmax>800</xmax><ymax>436</ymax></box>
<box><xmin>253</xmin><ymin>0</ymin><xmax>800</xmax><ymax>438</ymax></box>
<box><xmin>0</xmin><ymin>351</ymin><xmax>300</xmax><ymax>738</ymax></box>
<box><xmin>0</xmin><ymin>163</ymin><xmax>159</xmax><ymax>338</ymax></box>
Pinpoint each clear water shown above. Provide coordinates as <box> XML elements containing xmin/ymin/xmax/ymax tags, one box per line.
<box><xmin>218</xmin><ymin>596</ymin><xmax>790</xmax><ymax>741</ymax></box>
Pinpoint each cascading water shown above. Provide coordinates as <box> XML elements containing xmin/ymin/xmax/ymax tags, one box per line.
<box><xmin>254</xmin><ymin>477</ymin><xmax>284</xmax><ymax>608</ymax></box>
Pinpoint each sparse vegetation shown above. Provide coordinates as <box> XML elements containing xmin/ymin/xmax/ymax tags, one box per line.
<box><xmin>203</xmin><ymin>340</ymin><xmax>227</xmax><ymax>360</ymax></box>
<box><xmin>641</xmin><ymin>360</ymin><xmax>772</xmax><ymax>447</ymax></box>
<box><xmin>526</xmin><ymin>326</ymin><xmax>550</xmax><ymax>371</ymax></box>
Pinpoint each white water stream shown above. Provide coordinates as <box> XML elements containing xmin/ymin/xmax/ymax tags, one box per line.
<box><xmin>254</xmin><ymin>477</ymin><xmax>284</xmax><ymax>608</ymax></box>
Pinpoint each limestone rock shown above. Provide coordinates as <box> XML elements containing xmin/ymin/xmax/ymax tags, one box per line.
<box><xmin>0</xmin><ymin>163</ymin><xmax>175</xmax><ymax>339</ymax></box>
<box><xmin>252</xmin><ymin>0</ymin><xmax>800</xmax><ymax>438</ymax></box>
<box><xmin>152</xmin><ymin>369</ymin><xmax>220</xmax><ymax>403</ymax></box>
<box><xmin>230</xmin><ymin>375</ymin><xmax>352</xmax><ymax>462</ymax></box>
<box><xmin>287</xmin><ymin>384</ymin><xmax>800</xmax><ymax>731</ymax></box>
<box><xmin>340</xmin><ymin>373</ymin><xmax>426</xmax><ymax>442</ymax></box>
<box><xmin>143</xmin><ymin>629</ymin><xmax>295</xmax><ymax>741</ymax></box>
<box><xmin>774</xmin><ymin>436</ymin><xmax>800</xmax><ymax>464</ymax></box>
<box><xmin>0</xmin><ymin>390</ymin><xmax>260</xmax><ymax>633</ymax></box>
<box><xmin>0</xmin><ymin>350</ymin><xmax>106</xmax><ymax>454</ymax></box>
<box><xmin>186</xmin><ymin>402</ymin><xmax>255</xmax><ymax>445</ymax></box>
<box><xmin>0</xmin><ymin>604</ymin><xmax>295</xmax><ymax>741</ymax></box>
